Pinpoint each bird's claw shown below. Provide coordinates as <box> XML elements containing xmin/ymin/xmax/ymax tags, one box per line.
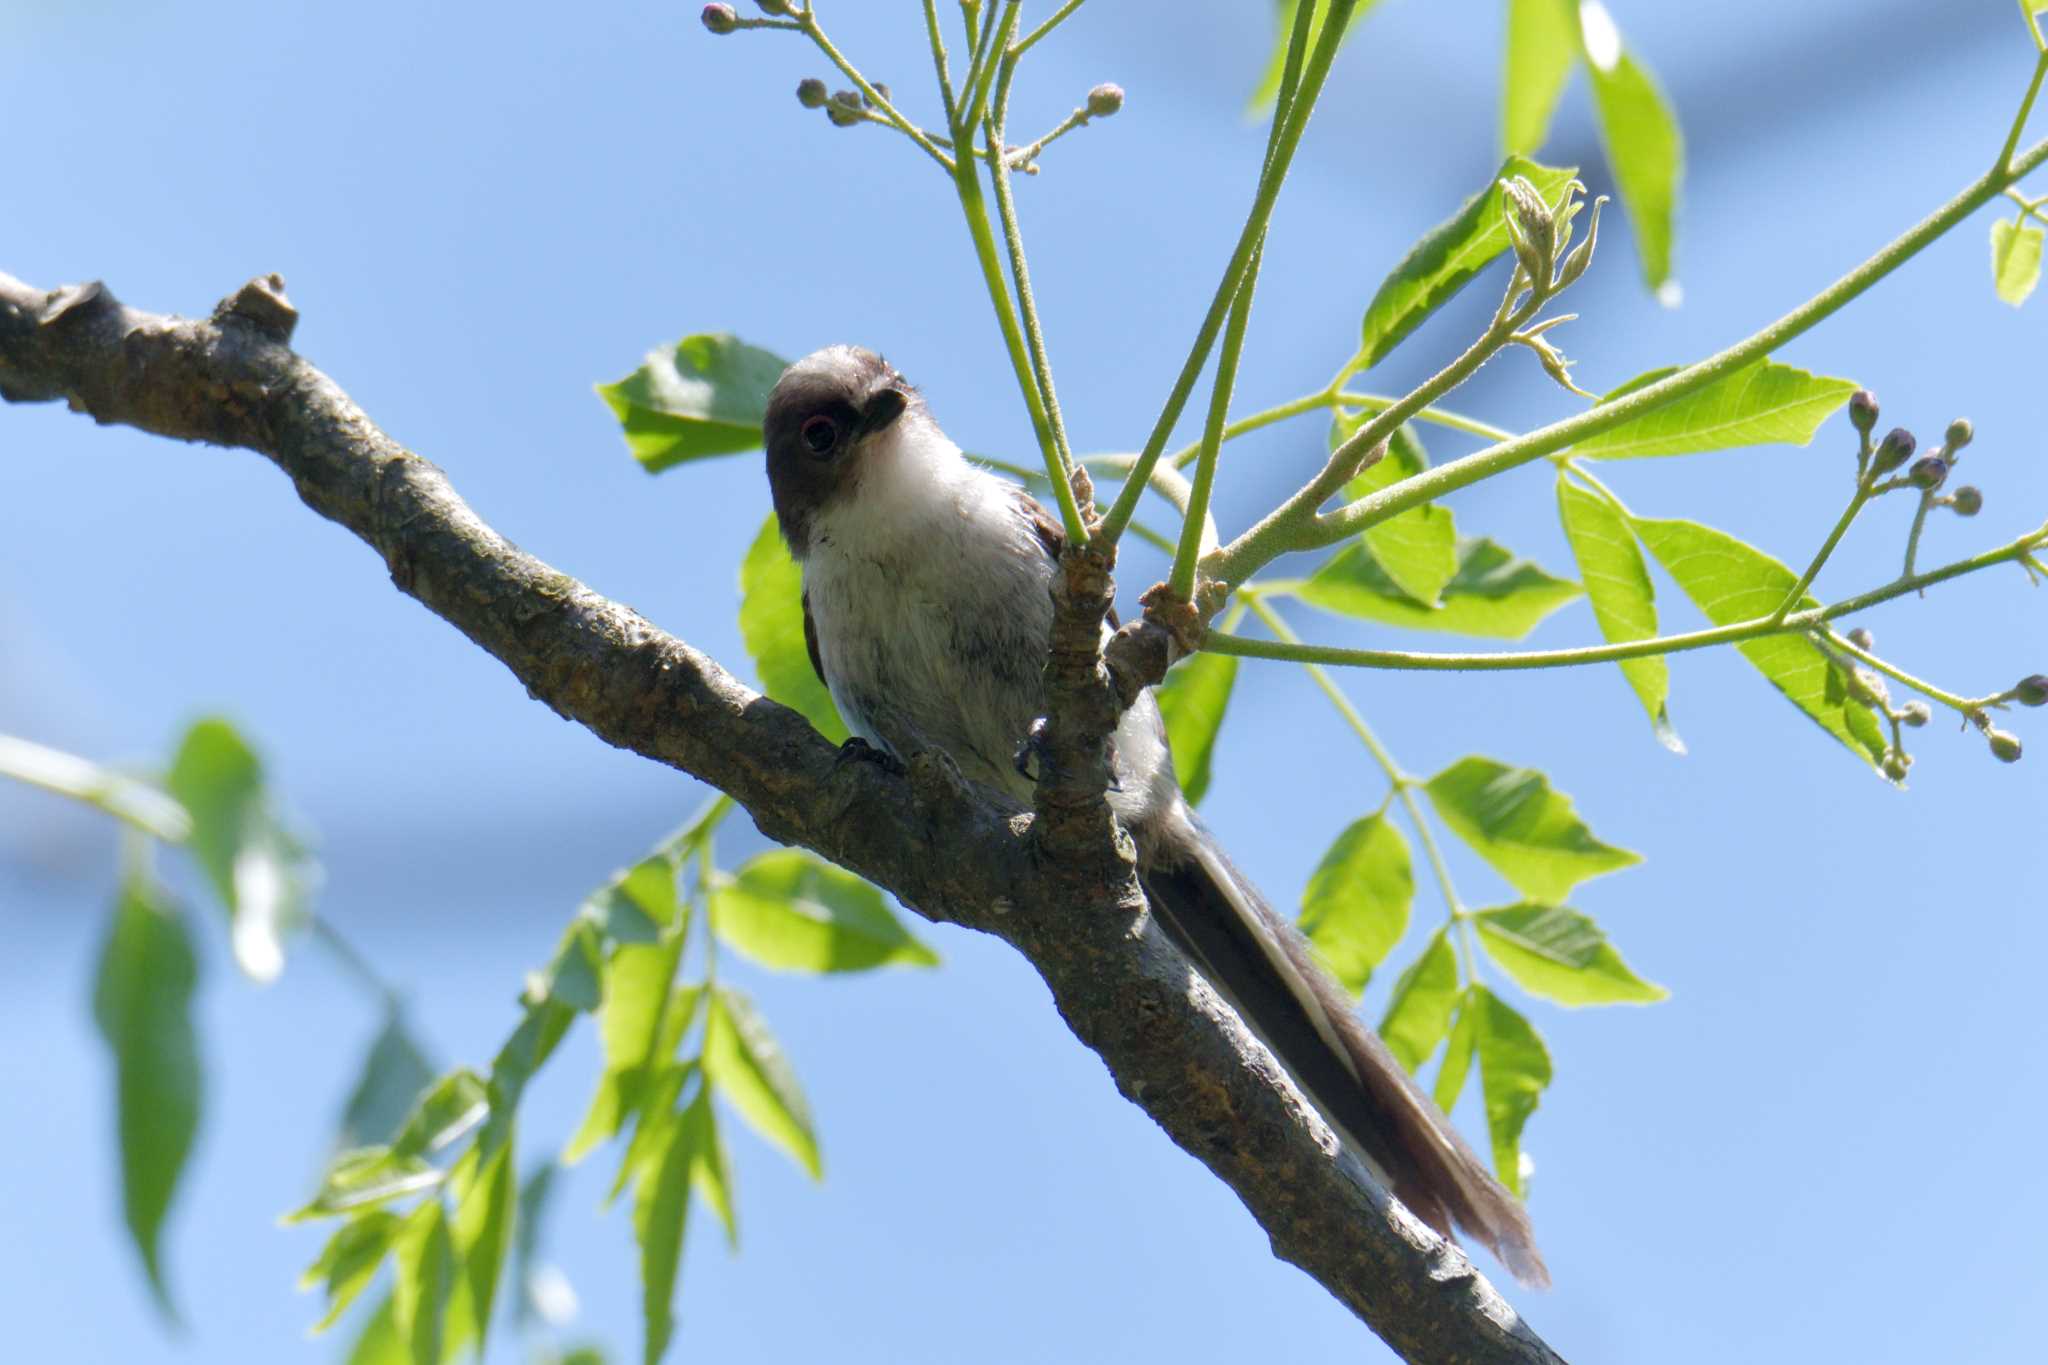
<box><xmin>836</xmin><ymin>735</ymin><xmax>906</xmax><ymax>777</ymax></box>
<box><xmin>1013</xmin><ymin>720</ymin><xmax>1122</xmax><ymax>791</ymax></box>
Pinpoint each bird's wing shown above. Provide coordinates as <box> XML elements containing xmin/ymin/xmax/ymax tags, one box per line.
<box><xmin>802</xmin><ymin>587</ymin><xmax>827</xmax><ymax>688</ymax></box>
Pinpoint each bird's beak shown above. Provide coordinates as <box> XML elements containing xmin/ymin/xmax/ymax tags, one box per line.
<box><xmin>859</xmin><ymin>385</ymin><xmax>909</xmax><ymax>436</ymax></box>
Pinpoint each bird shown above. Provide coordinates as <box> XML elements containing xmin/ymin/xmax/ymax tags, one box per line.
<box><xmin>762</xmin><ymin>344</ymin><xmax>1546</xmax><ymax>1287</ymax></box>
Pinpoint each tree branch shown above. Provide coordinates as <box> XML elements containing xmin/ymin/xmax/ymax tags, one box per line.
<box><xmin>0</xmin><ymin>270</ymin><xmax>1562</xmax><ymax>1365</ymax></box>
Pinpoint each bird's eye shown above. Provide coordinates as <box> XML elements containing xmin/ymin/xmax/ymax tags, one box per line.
<box><xmin>800</xmin><ymin>415</ymin><xmax>839</xmax><ymax>456</ymax></box>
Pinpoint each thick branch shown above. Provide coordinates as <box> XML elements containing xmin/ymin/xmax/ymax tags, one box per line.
<box><xmin>0</xmin><ymin>271</ymin><xmax>1561</xmax><ymax>1364</ymax></box>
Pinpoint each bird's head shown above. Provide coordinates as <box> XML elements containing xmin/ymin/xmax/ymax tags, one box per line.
<box><xmin>763</xmin><ymin>345</ymin><xmax>918</xmax><ymax>557</ymax></box>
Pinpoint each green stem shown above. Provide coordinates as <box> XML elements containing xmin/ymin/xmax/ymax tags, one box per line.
<box><xmin>1096</xmin><ymin>0</ymin><xmax>1355</xmax><ymax>547</ymax></box>
<box><xmin>1163</xmin><ymin>388</ymin><xmax>1513</xmax><ymax>471</ymax></box>
<box><xmin>1902</xmin><ymin>491</ymin><xmax>1936</xmax><ymax>579</ymax></box>
<box><xmin>961</xmin><ymin>0</ymin><xmax>1012</xmax><ymax>130</ymax></box>
<box><xmin>1996</xmin><ymin>49</ymin><xmax>2048</xmax><ymax>173</ymax></box>
<box><xmin>1010</xmin><ymin>0</ymin><xmax>1088</xmax><ymax>59</ymax></box>
<box><xmin>1210</xmin><ymin>132</ymin><xmax>2048</xmax><ymax>583</ymax></box>
<box><xmin>0</xmin><ymin>733</ymin><xmax>191</xmax><ymax>841</ymax></box>
<box><xmin>1172</xmin><ymin>236</ymin><xmax>1263</xmax><ymax>598</ymax></box>
<box><xmin>1212</xmin><ymin>523</ymin><xmax>2046</xmax><ymax>672</ymax></box>
<box><xmin>800</xmin><ymin>12</ymin><xmax>957</xmax><ymax>171</ymax></box>
<box><xmin>1333</xmin><ymin>392</ymin><xmax>1517</xmax><ymax>444</ymax></box>
<box><xmin>1822</xmin><ymin>628</ymin><xmax>1992</xmax><ymax>715</ymax></box>
<box><xmin>975</xmin><ymin>454</ymin><xmax>1181</xmax><ymax>554</ymax></box>
<box><xmin>922</xmin><ymin>0</ymin><xmax>959</xmax><ymax>125</ymax></box>
<box><xmin>1773</xmin><ymin>484</ymin><xmax>1872</xmax><ymax>623</ymax></box>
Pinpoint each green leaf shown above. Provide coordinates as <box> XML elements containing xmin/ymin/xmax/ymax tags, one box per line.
<box><xmin>1424</xmin><ymin>757</ymin><xmax>1639</xmax><ymax>904</ymax></box>
<box><xmin>1555</xmin><ymin>476</ymin><xmax>1681</xmax><ymax>750</ymax></box>
<box><xmin>710</xmin><ymin>850</ymin><xmax>937</xmax><ymax>973</ymax></box>
<box><xmin>1472</xmin><ymin>987</ymin><xmax>1551</xmax><ymax>1197</ymax></box>
<box><xmin>1572</xmin><ymin>358</ymin><xmax>1856</xmax><ymax>460</ymax></box>
<box><xmin>0</xmin><ymin>733</ymin><xmax>190</xmax><ymax>839</ymax></box>
<box><xmin>597</xmin><ymin>334</ymin><xmax>789</xmax><ymax>474</ymax></box>
<box><xmin>92</xmin><ymin>875</ymin><xmax>201</xmax><ymax>1320</ymax></box>
<box><xmin>632</xmin><ymin>1100</ymin><xmax>695</xmax><ymax>1365</ymax></box>
<box><xmin>511</xmin><ymin>1162</ymin><xmax>560</xmax><ymax>1328</ymax></box>
<box><xmin>302</xmin><ymin>1211</ymin><xmax>401</xmax><ymax>1334</ymax></box>
<box><xmin>1432</xmin><ymin>989</ymin><xmax>1478</xmax><ymax>1113</ymax></box>
<box><xmin>446</xmin><ymin>1129</ymin><xmax>518</xmax><ymax>1359</ymax></box>
<box><xmin>489</xmin><ymin>1000</ymin><xmax>576</xmax><ymax>1113</ymax></box>
<box><xmin>578</xmin><ymin>853</ymin><xmax>681</xmax><ymax>946</ymax></box>
<box><xmin>680</xmin><ymin>1084</ymin><xmax>737</xmax><ymax>1250</ymax></box>
<box><xmin>1154</xmin><ymin>649</ymin><xmax>1238</xmax><ymax>807</ymax></box>
<box><xmin>1247</xmin><ymin>0</ymin><xmax>1384</xmax><ymax>110</ymax></box>
<box><xmin>1378</xmin><ymin>930</ymin><xmax>1461</xmax><ymax>1072</ymax></box>
<box><xmin>1630</xmin><ymin>516</ymin><xmax>1888</xmax><ymax>768</ymax></box>
<box><xmin>1991</xmin><ymin>217</ymin><xmax>2043</xmax><ymax>306</ymax></box>
<box><xmin>345</xmin><ymin>1294</ymin><xmax>407</xmax><ymax>1365</ymax></box>
<box><xmin>1474</xmin><ymin>904</ymin><xmax>1667</xmax><ymax>1006</ymax></box>
<box><xmin>1297</xmin><ymin>814</ymin><xmax>1413</xmax><ymax>997</ymax></box>
<box><xmin>286</xmin><ymin>1147</ymin><xmax>443</xmax><ymax>1223</ymax></box>
<box><xmin>390</xmin><ymin>1198</ymin><xmax>455</xmax><ymax>1365</ymax></box>
<box><xmin>608</xmin><ymin>1063</ymin><xmax>695</xmax><ymax>1207</ymax></box>
<box><xmin>166</xmin><ymin>717</ymin><xmax>314</xmax><ymax>983</ymax></box>
<box><xmin>544</xmin><ymin>921</ymin><xmax>607</xmax><ymax>1013</ymax></box>
<box><xmin>1579</xmin><ymin>21</ymin><xmax>1682</xmax><ymax>291</ymax></box>
<box><xmin>740</xmin><ymin>515</ymin><xmax>848</xmax><ymax>743</ymax></box>
<box><xmin>1337</xmin><ymin>414</ymin><xmax>1459</xmax><ymax>608</ymax></box>
<box><xmin>1503</xmin><ymin>0</ymin><xmax>1577</xmax><ymax>154</ymax></box>
<box><xmin>1297</xmin><ymin>537</ymin><xmax>1580</xmax><ymax>640</ymax></box>
<box><xmin>391</xmin><ymin>1069</ymin><xmax>491</xmax><ymax>1161</ymax></box>
<box><xmin>703</xmin><ymin>986</ymin><xmax>821</xmax><ymax>1178</ymax></box>
<box><xmin>565</xmin><ymin>942</ymin><xmax>689</xmax><ymax>1163</ymax></box>
<box><xmin>1357</xmin><ymin>157</ymin><xmax>1577</xmax><ymax>368</ymax></box>
<box><xmin>339</xmin><ymin>1013</ymin><xmax>436</xmax><ymax>1150</ymax></box>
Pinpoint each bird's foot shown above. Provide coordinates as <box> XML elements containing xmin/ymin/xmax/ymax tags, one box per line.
<box><xmin>1012</xmin><ymin>720</ymin><xmax>1121</xmax><ymax>790</ymax></box>
<box><xmin>836</xmin><ymin>735</ymin><xmax>906</xmax><ymax>777</ymax></box>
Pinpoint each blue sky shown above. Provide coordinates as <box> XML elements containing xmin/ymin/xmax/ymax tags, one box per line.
<box><xmin>2</xmin><ymin>2</ymin><xmax>2043</xmax><ymax>1361</ymax></box>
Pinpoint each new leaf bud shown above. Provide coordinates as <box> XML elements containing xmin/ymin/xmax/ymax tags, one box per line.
<box><xmin>1881</xmin><ymin>750</ymin><xmax>1911</xmax><ymax>783</ymax></box>
<box><xmin>1900</xmin><ymin>701</ymin><xmax>1931</xmax><ymax>727</ymax></box>
<box><xmin>1848</xmin><ymin>389</ymin><xmax>1879</xmax><ymax>434</ymax></box>
<box><xmin>1908</xmin><ymin>456</ymin><xmax>1949</xmax><ymax>491</ymax></box>
<box><xmin>1944</xmin><ymin>417</ymin><xmax>1973</xmax><ymax>452</ymax></box>
<box><xmin>754</xmin><ymin>0</ymin><xmax>793</xmax><ymax>13</ymax></box>
<box><xmin>796</xmin><ymin>77</ymin><xmax>829</xmax><ymax>108</ymax></box>
<box><xmin>1087</xmin><ymin>83</ymin><xmax>1125</xmax><ymax>117</ymax></box>
<box><xmin>1987</xmin><ymin>728</ymin><xmax>2023</xmax><ymax>763</ymax></box>
<box><xmin>1847</xmin><ymin>627</ymin><xmax>1875</xmax><ymax>651</ymax></box>
<box><xmin>1870</xmin><ymin>427</ymin><xmax>1916</xmax><ymax>474</ymax></box>
<box><xmin>1502</xmin><ymin>175</ymin><xmax>1555</xmax><ymax>282</ymax></box>
<box><xmin>1948</xmin><ymin>485</ymin><xmax>1983</xmax><ymax>516</ymax></box>
<box><xmin>862</xmin><ymin>83</ymin><xmax>891</xmax><ymax>109</ymax></box>
<box><xmin>2016</xmin><ymin>674</ymin><xmax>2048</xmax><ymax>707</ymax></box>
<box><xmin>702</xmin><ymin>3</ymin><xmax>739</xmax><ymax>33</ymax></box>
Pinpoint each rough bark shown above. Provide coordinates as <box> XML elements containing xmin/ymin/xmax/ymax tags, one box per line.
<box><xmin>0</xmin><ymin>270</ymin><xmax>1564</xmax><ymax>1365</ymax></box>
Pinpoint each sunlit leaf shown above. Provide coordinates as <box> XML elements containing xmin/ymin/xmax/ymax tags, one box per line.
<box><xmin>92</xmin><ymin>874</ymin><xmax>201</xmax><ymax>1321</ymax></box>
<box><xmin>710</xmin><ymin>850</ymin><xmax>937</xmax><ymax>973</ymax></box>
<box><xmin>302</xmin><ymin>1211</ymin><xmax>401</xmax><ymax>1334</ymax></box>
<box><xmin>1432</xmin><ymin>988</ymin><xmax>1478</xmax><ymax>1113</ymax></box>
<box><xmin>1424</xmin><ymin>757</ymin><xmax>1640</xmax><ymax>904</ymax></box>
<box><xmin>1473</xmin><ymin>987</ymin><xmax>1551</xmax><ymax>1196</ymax></box>
<box><xmin>1555</xmin><ymin>475</ymin><xmax>1681</xmax><ymax>750</ymax></box>
<box><xmin>390</xmin><ymin>1069</ymin><xmax>490</xmax><ymax>1161</ymax></box>
<box><xmin>489</xmin><ymin>1000</ymin><xmax>576</xmax><ymax>1114</ymax></box>
<box><xmin>1295</xmin><ymin>537</ymin><xmax>1580</xmax><ymax>639</ymax></box>
<box><xmin>578</xmin><ymin>853</ymin><xmax>681</xmax><ymax>946</ymax></box>
<box><xmin>703</xmin><ymin>986</ymin><xmax>820</xmax><ymax>1178</ymax></box>
<box><xmin>166</xmin><ymin>717</ymin><xmax>314</xmax><ymax>983</ymax></box>
<box><xmin>446</xmin><ymin>1129</ymin><xmax>518</xmax><ymax>1360</ymax></box>
<box><xmin>680</xmin><ymin>1085</ymin><xmax>737</xmax><ymax>1250</ymax></box>
<box><xmin>598</xmin><ymin>334</ymin><xmax>788</xmax><ymax>473</ymax></box>
<box><xmin>390</xmin><ymin>1198</ymin><xmax>455</xmax><ymax>1365</ymax></box>
<box><xmin>740</xmin><ymin>515</ymin><xmax>848</xmax><ymax>743</ymax></box>
<box><xmin>338</xmin><ymin>1013</ymin><xmax>436</xmax><ymax>1150</ymax></box>
<box><xmin>286</xmin><ymin>1147</ymin><xmax>443</xmax><ymax>1224</ymax></box>
<box><xmin>1358</xmin><ymin>157</ymin><xmax>1577</xmax><ymax>368</ymax></box>
<box><xmin>1577</xmin><ymin>7</ymin><xmax>1682</xmax><ymax>291</ymax></box>
<box><xmin>1336</xmin><ymin>414</ymin><xmax>1459</xmax><ymax>608</ymax></box>
<box><xmin>1572</xmin><ymin>358</ymin><xmax>1855</xmax><ymax>460</ymax></box>
<box><xmin>1630</xmin><ymin>516</ymin><xmax>1888</xmax><ymax>768</ymax></box>
<box><xmin>1297</xmin><ymin>814</ymin><xmax>1413</xmax><ymax>997</ymax></box>
<box><xmin>543</xmin><ymin>921</ymin><xmax>606</xmax><ymax>1013</ymax></box>
<box><xmin>632</xmin><ymin>1100</ymin><xmax>695</xmax><ymax>1365</ymax></box>
<box><xmin>1246</xmin><ymin>0</ymin><xmax>1385</xmax><ymax>110</ymax></box>
<box><xmin>344</xmin><ymin>1294</ymin><xmax>406</xmax><ymax>1365</ymax></box>
<box><xmin>1155</xmin><ymin>649</ymin><xmax>1239</xmax><ymax>807</ymax></box>
<box><xmin>1991</xmin><ymin>217</ymin><xmax>2043</xmax><ymax>306</ymax></box>
<box><xmin>1378</xmin><ymin>930</ymin><xmax>1462</xmax><ymax>1072</ymax></box>
<box><xmin>1474</xmin><ymin>904</ymin><xmax>1667</xmax><ymax>1006</ymax></box>
<box><xmin>1503</xmin><ymin>0</ymin><xmax>1577</xmax><ymax>154</ymax></box>
<box><xmin>565</xmin><ymin>942</ymin><xmax>688</xmax><ymax>1163</ymax></box>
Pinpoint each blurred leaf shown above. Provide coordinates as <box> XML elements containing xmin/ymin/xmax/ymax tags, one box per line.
<box><xmin>489</xmin><ymin>1000</ymin><xmax>577</xmax><ymax>1113</ymax></box>
<box><xmin>165</xmin><ymin>717</ymin><xmax>314</xmax><ymax>983</ymax></box>
<box><xmin>1572</xmin><ymin>358</ymin><xmax>1854</xmax><ymax>460</ymax></box>
<box><xmin>740</xmin><ymin>515</ymin><xmax>848</xmax><ymax>743</ymax></box>
<box><xmin>301</xmin><ymin>1210</ymin><xmax>401</xmax><ymax>1334</ymax></box>
<box><xmin>92</xmin><ymin>874</ymin><xmax>201</xmax><ymax>1321</ymax></box>
<box><xmin>1155</xmin><ymin>649</ymin><xmax>1238</xmax><ymax>807</ymax></box>
<box><xmin>1555</xmin><ymin>476</ymin><xmax>1681</xmax><ymax>750</ymax></box>
<box><xmin>632</xmin><ymin>1099</ymin><xmax>695</xmax><ymax>1365</ymax></box>
<box><xmin>598</xmin><ymin>334</ymin><xmax>788</xmax><ymax>473</ymax></box>
<box><xmin>339</xmin><ymin>1013</ymin><xmax>436</xmax><ymax>1150</ymax></box>
<box><xmin>1424</xmin><ymin>757</ymin><xmax>1639</xmax><ymax>903</ymax></box>
<box><xmin>0</xmin><ymin>733</ymin><xmax>190</xmax><ymax>839</ymax></box>
<box><xmin>512</xmin><ymin>1161</ymin><xmax>560</xmax><ymax>1328</ymax></box>
<box><xmin>1295</xmin><ymin>537</ymin><xmax>1579</xmax><ymax>639</ymax></box>
<box><xmin>1432</xmin><ymin>989</ymin><xmax>1478</xmax><ymax>1113</ymax></box>
<box><xmin>345</xmin><ymin>1294</ymin><xmax>406</xmax><ymax>1365</ymax></box>
<box><xmin>680</xmin><ymin>1084</ymin><xmax>737</xmax><ymax>1250</ymax></box>
<box><xmin>1247</xmin><ymin>0</ymin><xmax>1384</xmax><ymax>110</ymax></box>
<box><xmin>544</xmin><ymin>921</ymin><xmax>607</xmax><ymax>1013</ymax></box>
<box><xmin>608</xmin><ymin>1064</ymin><xmax>695</xmax><ymax>1207</ymax></box>
<box><xmin>1378</xmin><ymin>930</ymin><xmax>1461</xmax><ymax>1072</ymax></box>
<box><xmin>1357</xmin><ymin>157</ymin><xmax>1577</xmax><ymax>368</ymax></box>
<box><xmin>1474</xmin><ymin>904</ymin><xmax>1667</xmax><ymax>1006</ymax></box>
<box><xmin>1336</xmin><ymin>415</ymin><xmax>1459</xmax><ymax>608</ymax></box>
<box><xmin>703</xmin><ymin>986</ymin><xmax>821</xmax><ymax>1178</ymax></box>
<box><xmin>286</xmin><ymin>1147</ymin><xmax>442</xmax><ymax>1224</ymax></box>
<box><xmin>1991</xmin><ymin>217</ymin><xmax>2043</xmax><ymax>306</ymax></box>
<box><xmin>538</xmin><ymin>1349</ymin><xmax>611</xmax><ymax>1365</ymax></box>
<box><xmin>579</xmin><ymin>853</ymin><xmax>681</xmax><ymax>946</ymax></box>
<box><xmin>1631</xmin><ymin>516</ymin><xmax>1888</xmax><ymax>768</ymax></box>
<box><xmin>710</xmin><ymin>850</ymin><xmax>937</xmax><ymax>973</ymax></box>
<box><xmin>446</xmin><ymin>1130</ymin><xmax>517</xmax><ymax>1359</ymax></box>
<box><xmin>390</xmin><ymin>1198</ymin><xmax>455</xmax><ymax>1365</ymax></box>
<box><xmin>391</xmin><ymin>1070</ymin><xmax>490</xmax><ymax>1161</ymax></box>
<box><xmin>1473</xmin><ymin>987</ymin><xmax>1552</xmax><ymax>1196</ymax></box>
<box><xmin>1503</xmin><ymin>0</ymin><xmax>1576</xmax><ymax>154</ymax></box>
<box><xmin>1578</xmin><ymin>13</ymin><xmax>1682</xmax><ymax>290</ymax></box>
<box><xmin>565</xmin><ymin>944</ymin><xmax>692</xmax><ymax>1163</ymax></box>
<box><xmin>1297</xmin><ymin>814</ymin><xmax>1413</xmax><ymax>997</ymax></box>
